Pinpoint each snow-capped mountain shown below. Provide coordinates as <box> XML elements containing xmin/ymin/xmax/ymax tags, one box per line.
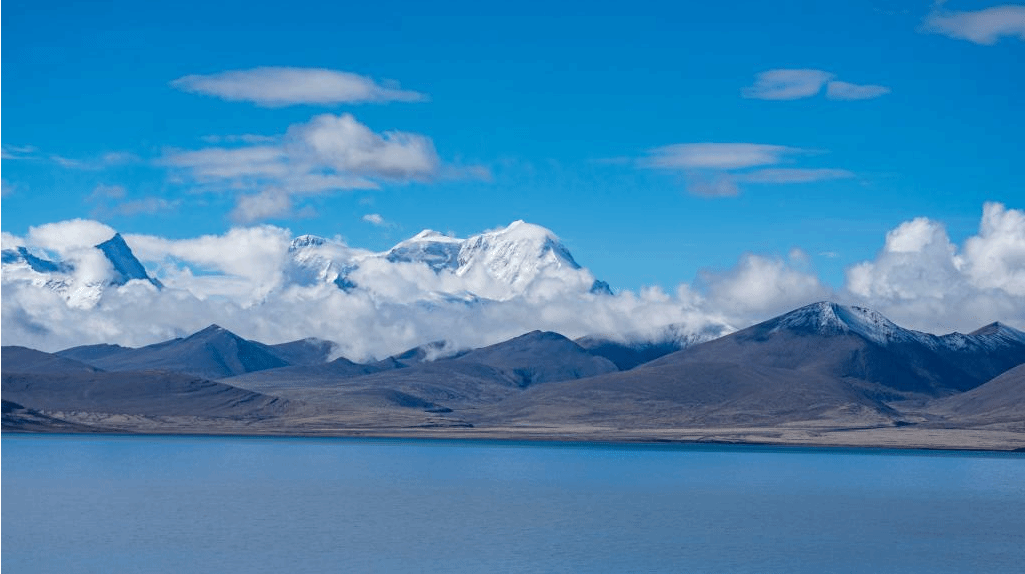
<box><xmin>95</xmin><ymin>233</ymin><xmax>162</xmax><ymax>288</ymax></box>
<box><xmin>287</xmin><ymin>234</ymin><xmax>359</xmax><ymax>290</ymax></box>
<box><xmin>385</xmin><ymin>230</ymin><xmax>463</xmax><ymax>272</ymax></box>
<box><xmin>286</xmin><ymin>220</ymin><xmax>605</xmax><ymax>302</ymax></box>
<box><xmin>2</xmin><ymin>234</ymin><xmax>162</xmax><ymax>309</ymax></box>
<box><xmin>769</xmin><ymin>301</ymin><xmax>927</xmax><ymax>346</ymax></box>
<box><xmin>454</xmin><ymin>220</ymin><xmax>581</xmax><ymax>287</ymax></box>
<box><xmin>652</xmin><ymin>301</ymin><xmax>1025</xmax><ymax>395</ymax></box>
<box><xmin>770</xmin><ymin>301</ymin><xmax>1025</xmax><ymax>355</ymax></box>
<box><xmin>1</xmin><ymin>246</ymin><xmax>67</xmax><ymax>274</ymax></box>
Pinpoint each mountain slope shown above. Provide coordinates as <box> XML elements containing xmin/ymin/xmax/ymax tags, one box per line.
<box><xmin>454</xmin><ymin>330</ymin><xmax>618</xmax><ymax>387</ymax></box>
<box><xmin>267</xmin><ymin>338</ymin><xmax>337</xmax><ymax>366</ymax></box>
<box><xmin>2</xmin><ymin>346</ymin><xmax>101</xmax><ymax>374</ymax></box>
<box><xmin>480</xmin><ymin>360</ymin><xmax>897</xmax><ymax>428</ymax></box>
<box><xmin>2</xmin><ymin>371</ymin><xmax>287</xmax><ymax>419</ymax></box>
<box><xmin>645</xmin><ymin>302</ymin><xmax>1025</xmax><ymax>396</ymax></box>
<box><xmin>927</xmin><ymin>364</ymin><xmax>1025</xmax><ymax>425</ymax></box>
<box><xmin>56</xmin><ymin>325</ymin><xmax>289</xmax><ymax>379</ymax></box>
<box><xmin>95</xmin><ymin>233</ymin><xmax>162</xmax><ymax>288</ymax></box>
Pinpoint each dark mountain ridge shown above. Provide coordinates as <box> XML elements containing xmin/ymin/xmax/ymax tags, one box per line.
<box><xmin>646</xmin><ymin>302</ymin><xmax>1025</xmax><ymax>396</ymax></box>
<box><xmin>56</xmin><ymin>324</ymin><xmax>289</xmax><ymax>379</ymax></box>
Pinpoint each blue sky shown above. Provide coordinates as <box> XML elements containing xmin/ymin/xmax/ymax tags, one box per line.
<box><xmin>3</xmin><ymin>0</ymin><xmax>1023</xmax><ymax>293</ymax></box>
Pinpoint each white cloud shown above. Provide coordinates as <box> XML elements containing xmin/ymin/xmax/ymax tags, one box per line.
<box><xmin>171</xmin><ymin>67</ymin><xmax>428</xmax><ymax>107</ymax></box>
<box><xmin>742</xmin><ymin>69</ymin><xmax>835</xmax><ymax>100</ymax></box>
<box><xmin>922</xmin><ymin>4</ymin><xmax>1025</xmax><ymax>44</ymax></box>
<box><xmin>230</xmin><ymin>189</ymin><xmax>306</xmax><ymax>223</ymax></box>
<box><xmin>162</xmin><ymin>113</ymin><xmax>486</xmax><ymax>223</ymax></box>
<box><xmin>5</xmin><ymin>206</ymin><xmax>1022</xmax><ymax>358</ymax></box>
<box><xmin>27</xmin><ymin>219</ymin><xmax>118</xmax><ymax>255</ymax></box>
<box><xmin>961</xmin><ymin>202</ymin><xmax>1025</xmax><ymax>295</ymax></box>
<box><xmin>1</xmin><ymin>145</ymin><xmax>38</xmax><ymax>160</ymax></box>
<box><xmin>127</xmin><ymin>226</ymin><xmax>294</xmax><ymax>294</ymax></box>
<box><xmin>288</xmin><ymin>113</ymin><xmax>440</xmax><ymax>180</ymax></box>
<box><xmin>743</xmin><ymin>69</ymin><xmax>890</xmax><ymax>101</ymax></box>
<box><xmin>826</xmin><ymin>81</ymin><xmax>892</xmax><ymax>101</ymax></box>
<box><xmin>363</xmin><ymin>213</ymin><xmax>386</xmax><ymax>226</ymax></box>
<box><xmin>844</xmin><ymin>202</ymin><xmax>1025</xmax><ymax>333</ymax></box>
<box><xmin>701</xmin><ymin>253</ymin><xmax>832</xmax><ymax>322</ymax></box>
<box><xmin>641</xmin><ymin>143</ymin><xmax>797</xmax><ymax>170</ymax></box>
<box><xmin>639</xmin><ymin>144</ymin><xmax>852</xmax><ymax>196</ymax></box>
<box><xmin>163</xmin><ymin>145</ymin><xmax>290</xmax><ymax>181</ymax></box>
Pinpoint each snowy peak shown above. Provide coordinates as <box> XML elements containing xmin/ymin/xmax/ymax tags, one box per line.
<box><xmin>968</xmin><ymin>322</ymin><xmax>1025</xmax><ymax>347</ymax></box>
<box><xmin>95</xmin><ymin>233</ymin><xmax>162</xmax><ymax>288</ymax></box>
<box><xmin>1</xmin><ymin>246</ymin><xmax>66</xmax><ymax>274</ymax></box>
<box><xmin>386</xmin><ymin>229</ymin><xmax>463</xmax><ymax>272</ymax></box>
<box><xmin>456</xmin><ymin>220</ymin><xmax>581</xmax><ymax>288</ymax></box>
<box><xmin>770</xmin><ymin>302</ymin><xmax>917</xmax><ymax>345</ymax></box>
<box><xmin>289</xmin><ymin>234</ymin><xmax>328</xmax><ymax>251</ymax></box>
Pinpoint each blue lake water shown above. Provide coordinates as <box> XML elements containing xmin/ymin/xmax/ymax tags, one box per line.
<box><xmin>3</xmin><ymin>434</ymin><xmax>1024</xmax><ymax>573</ymax></box>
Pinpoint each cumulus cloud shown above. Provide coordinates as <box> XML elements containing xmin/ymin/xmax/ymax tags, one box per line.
<box><xmin>922</xmin><ymin>4</ymin><xmax>1025</xmax><ymax>44</ymax></box>
<box><xmin>0</xmin><ymin>219</ymin><xmax>731</xmax><ymax>358</ymax></box>
<box><xmin>363</xmin><ymin>213</ymin><xmax>386</xmax><ymax>226</ymax></box>
<box><xmin>171</xmin><ymin>67</ymin><xmax>428</xmax><ymax>107</ymax></box>
<box><xmin>845</xmin><ymin>202</ymin><xmax>1025</xmax><ymax>333</ymax></box>
<box><xmin>287</xmin><ymin>113</ymin><xmax>440</xmax><ymax>180</ymax></box>
<box><xmin>161</xmin><ymin>113</ymin><xmax>484</xmax><ymax>222</ymax></box>
<box><xmin>639</xmin><ymin>144</ymin><xmax>852</xmax><ymax>196</ymax></box>
<box><xmin>742</xmin><ymin>69</ymin><xmax>890</xmax><ymax>101</ymax></box>
<box><xmin>26</xmin><ymin>219</ymin><xmax>118</xmax><ymax>255</ymax></box>
<box><xmin>701</xmin><ymin>252</ymin><xmax>832</xmax><ymax>321</ymax></box>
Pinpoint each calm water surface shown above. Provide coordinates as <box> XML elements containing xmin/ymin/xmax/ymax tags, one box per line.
<box><xmin>3</xmin><ymin>434</ymin><xmax>1024</xmax><ymax>573</ymax></box>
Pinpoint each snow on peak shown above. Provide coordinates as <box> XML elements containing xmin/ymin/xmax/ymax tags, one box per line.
<box><xmin>968</xmin><ymin>322</ymin><xmax>1025</xmax><ymax>347</ymax></box>
<box><xmin>386</xmin><ymin>229</ymin><xmax>463</xmax><ymax>272</ymax></box>
<box><xmin>771</xmin><ymin>301</ymin><xmax>918</xmax><ymax>345</ymax></box>
<box><xmin>379</xmin><ymin>220</ymin><xmax>595</xmax><ymax>299</ymax></box>
<box><xmin>289</xmin><ymin>235</ymin><xmax>328</xmax><ymax>251</ymax></box>
<box><xmin>456</xmin><ymin>221</ymin><xmax>581</xmax><ymax>289</ymax></box>
<box><xmin>408</xmin><ymin>229</ymin><xmax>461</xmax><ymax>243</ymax></box>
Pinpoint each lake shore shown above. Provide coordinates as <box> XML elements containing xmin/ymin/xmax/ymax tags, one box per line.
<box><xmin>6</xmin><ymin>417</ymin><xmax>1024</xmax><ymax>452</ymax></box>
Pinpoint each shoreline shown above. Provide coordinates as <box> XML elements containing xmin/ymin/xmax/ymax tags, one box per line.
<box><xmin>5</xmin><ymin>424</ymin><xmax>1024</xmax><ymax>453</ymax></box>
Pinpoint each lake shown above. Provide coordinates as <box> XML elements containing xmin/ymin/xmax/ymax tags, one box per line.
<box><xmin>3</xmin><ymin>434</ymin><xmax>1024</xmax><ymax>573</ymax></box>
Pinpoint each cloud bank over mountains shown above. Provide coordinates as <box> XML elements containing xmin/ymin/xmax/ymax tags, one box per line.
<box><xmin>3</xmin><ymin>203</ymin><xmax>1023</xmax><ymax>360</ymax></box>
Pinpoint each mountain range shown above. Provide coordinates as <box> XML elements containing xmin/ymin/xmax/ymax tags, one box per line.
<box><xmin>3</xmin><ymin>301</ymin><xmax>1023</xmax><ymax>449</ymax></box>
